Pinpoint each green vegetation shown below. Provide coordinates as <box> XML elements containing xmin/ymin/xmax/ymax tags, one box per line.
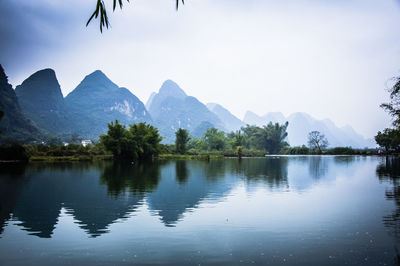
<box><xmin>0</xmin><ymin>118</ymin><xmax>381</xmax><ymax>162</ymax></box>
<box><xmin>158</xmin><ymin>154</ymin><xmax>223</xmax><ymax>160</ymax></box>
<box><xmin>165</xmin><ymin>122</ymin><xmax>290</xmax><ymax>156</ymax></box>
<box><xmin>0</xmin><ymin>143</ymin><xmax>30</xmax><ymax>161</ymax></box>
<box><xmin>100</xmin><ymin>120</ymin><xmax>162</xmax><ymax>161</ymax></box>
<box><xmin>175</xmin><ymin>128</ymin><xmax>189</xmax><ymax>154</ymax></box>
<box><xmin>375</xmin><ymin>76</ymin><xmax>400</xmax><ymax>153</ymax></box>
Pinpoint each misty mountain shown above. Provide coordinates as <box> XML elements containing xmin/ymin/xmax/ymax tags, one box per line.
<box><xmin>243</xmin><ymin>111</ymin><xmax>286</xmax><ymax>125</ymax></box>
<box><xmin>147</xmin><ymin>80</ymin><xmax>224</xmax><ymax>143</ymax></box>
<box><xmin>15</xmin><ymin>69</ymin><xmax>71</xmax><ymax>136</ymax></box>
<box><xmin>0</xmin><ymin>65</ymin><xmax>43</xmax><ymax>143</ymax></box>
<box><xmin>65</xmin><ymin>70</ymin><xmax>152</xmax><ymax>139</ymax></box>
<box><xmin>243</xmin><ymin>111</ymin><xmax>374</xmax><ymax>148</ymax></box>
<box><xmin>207</xmin><ymin>103</ymin><xmax>244</xmax><ymax>132</ymax></box>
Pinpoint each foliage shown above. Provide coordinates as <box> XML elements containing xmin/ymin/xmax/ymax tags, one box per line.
<box><xmin>376</xmin><ymin>76</ymin><xmax>400</xmax><ymax>153</ymax></box>
<box><xmin>0</xmin><ymin>143</ymin><xmax>30</xmax><ymax>161</ymax></box>
<box><xmin>381</xmin><ymin>77</ymin><xmax>400</xmax><ymax>128</ymax></box>
<box><xmin>175</xmin><ymin>128</ymin><xmax>190</xmax><ymax>154</ymax></box>
<box><xmin>327</xmin><ymin>147</ymin><xmax>358</xmax><ymax>155</ymax></box>
<box><xmin>88</xmin><ymin>0</ymin><xmax>184</xmax><ymax>32</ymax></box>
<box><xmin>284</xmin><ymin>145</ymin><xmax>310</xmax><ymax>155</ymax></box>
<box><xmin>375</xmin><ymin>128</ymin><xmax>400</xmax><ymax>152</ymax></box>
<box><xmin>227</xmin><ymin>130</ymin><xmax>246</xmax><ymax>148</ymax></box>
<box><xmin>129</xmin><ymin>122</ymin><xmax>163</xmax><ymax>160</ymax></box>
<box><xmin>307</xmin><ymin>131</ymin><xmax>329</xmax><ymax>153</ymax></box>
<box><xmin>203</xmin><ymin>128</ymin><xmax>226</xmax><ymax>151</ymax></box>
<box><xmin>241</xmin><ymin>122</ymin><xmax>289</xmax><ymax>154</ymax></box>
<box><xmin>100</xmin><ymin>120</ymin><xmax>162</xmax><ymax>161</ymax></box>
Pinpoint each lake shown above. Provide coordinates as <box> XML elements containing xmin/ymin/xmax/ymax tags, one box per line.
<box><xmin>0</xmin><ymin>156</ymin><xmax>399</xmax><ymax>265</ymax></box>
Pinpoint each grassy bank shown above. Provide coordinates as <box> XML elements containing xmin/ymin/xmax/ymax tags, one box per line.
<box><xmin>29</xmin><ymin>154</ymin><xmax>113</xmax><ymax>162</ymax></box>
<box><xmin>157</xmin><ymin>154</ymin><xmax>224</xmax><ymax>160</ymax></box>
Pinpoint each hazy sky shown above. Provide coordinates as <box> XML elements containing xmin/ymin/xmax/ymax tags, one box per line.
<box><xmin>1</xmin><ymin>0</ymin><xmax>400</xmax><ymax>138</ymax></box>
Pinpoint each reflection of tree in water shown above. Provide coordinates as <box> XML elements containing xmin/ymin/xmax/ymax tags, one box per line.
<box><xmin>333</xmin><ymin>155</ymin><xmax>356</xmax><ymax>166</ymax></box>
<box><xmin>377</xmin><ymin>157</ymin><xmax>400</xmax><ymax>239</ymax></box>
<box><xmin>376</xmin><ymin>156</ymin><xmax>400</xmax><ymax>265</ymax></box>
<box><xmin>175</xmin><ymin>160</ymin><xmax>189</xmax><ymax>184</ymax></box>
<box><xmin>308</xmin><ymin>156</ymin><xmax>328</xmax><ymax>179</ymax></box>
<box><xmin>203</xmin><ymin>160</ymin><xmax>226</xmax><ymax>181</ymax></box>
<box><xmin>238</xmin><ymin>158</ymin><xmax>289</xmax><ymax>189</ymax></box>
<box><xmin>100</xmin><ymin>161</ymin><xmax>164</xmax><ymax>197</ymax></box>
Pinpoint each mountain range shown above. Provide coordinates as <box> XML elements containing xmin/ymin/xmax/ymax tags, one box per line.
<box><xmin>0</xmin><ymin>64</ymin><xmax>375</xmax><ymax>147</ymax></box>
<box><xmin>146</xmin><ymin>80</ymin><xmax>225</xmax><ymax>142</ymax></box>
<box><xmin>243</xmin><ymin>111</ymin><xmax>374</xmax><ymax>148</ymax></box>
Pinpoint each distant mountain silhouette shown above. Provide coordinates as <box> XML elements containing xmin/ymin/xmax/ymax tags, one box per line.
<box><xmin>2</xmin><ymin>65</ymin><xmax>375</xmax><ymax>147</ymax></box>
<box><xmin>0</xmin><ymin>65</ymin><xmax>44</xmax><ymax>143</ymax></box>
<box><xmin>207</xmin><ymin>103</ymin><xmax>244</xmax><ymax>132</ymax></box>
<box><xmin>15</xmin><ymin>68</ymin><xmax>72</xmax><ymax>136</ymax></box>
<box><xmin>147</xmin><ymin>80</ymin><xmax>224</xmax><ymax>143</ymax></box>
<box><xmin>64</xmin><ymin>70</ymin><xmax>152</xmax><ymax>139</ymax></box>
<box><xmin>243</xmin><ymin>111</ymin><xmax>374</xmax><ymax>148</ymax></box>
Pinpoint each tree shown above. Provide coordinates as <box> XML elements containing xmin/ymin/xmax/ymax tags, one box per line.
<box><xmin>227</xmin><ymin>130</ymin><xmax>246</xmax><ymax>149</ymax></box>
<box><xmin>240</xmin><ymin>122</ymin><xmax>289</xmax><ymax>154</ymax></box>
<box><xmin>100</xmin><ymin>120</ymin><xmax>162</xmax><ymax>160</ymax></box>
<box><xmin>375</xmin><ymin>128</ymin><xmax>400</xmax><ymax>152</ymax></box>
<box><xmin>375</xmin><ymin>76</ymin><xmax>400</xmax><ymax>153</ymax></box>
<box><xmin>381</xmin><ymin>76</ymin><xmax>400</xmax><ymax>128</ymax></box>
<box><xmin>129</xmin><ymin>122</ymin><xmax>163</xmax><ymax>160</ymax></box>
<box><xmin>100</xmin><ymin>120</ymin><xmax>133</xmax><ymax>159</ymax></box>
<box><xmin>175</xmin><ymin>128</ymin><xmax>189</xmax><ymax>154</ymax></box>
<box><xmin>88</xmin><ymin>0</ymin><xmax>184</xmax><ymax>32</ymax></box>
<box><xmin>203</xmin><ymin>128</ymin><xmax>226</xmax><ymax>151</ymax></box>
<box><xmin>260</xmin><ymin>122</ymin><xmax>289</xmax><ymax>154</ymax></box>
<box><xmin>307</xmin><ymin>131</ymin><xmax>328</xmax><ymax>154</ymax></box>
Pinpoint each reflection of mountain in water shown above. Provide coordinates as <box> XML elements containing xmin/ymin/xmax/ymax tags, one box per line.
<box><xmin>0</xmin><ymin>162</ymin><xmax>162</xmax><ymax>238</ymax></box>
<box><xmin>0</xmin><ymin>156</ymin><xmax>361</xmax><ymax>237</ymax></box>
<box><xmin>146</xmin><ymin>161</ymin><xmax>235</xmax><ymax>227</ymax></box>
<box><xmin>0</xmin><ymin>164</ymin><xmax>26</xmax><ymax>235</ymax></box>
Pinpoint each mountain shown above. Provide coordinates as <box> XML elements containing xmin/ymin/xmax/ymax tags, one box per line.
<box><xmin>147</xmin><ymin>80</ymin><xmax>224</xmax><ymax>143</ymax></box>
<box><xmin>15</xmin><ymin>69</ymin><xmax>71</xmax><ymax>136</ymax></box>
<box><xmin>145</xmin><ymin>92</ymin><xmax>157</xmax><ymax>110</ymax></box>
<box><xmin>244</xmin><ymin>111</ymin><xmax>373</xmax><ymax>148</ymax></box>
<box><xmin>65</xmin><ymin>70</ymin><xmax>152</xmax><ymax>139</ymax></box>
<box><xmin>0</xmin><ymin>65</ymin><xmax>43</xmax><ymax>143</ymax></box>
<box><xmin>243</xmin><ymin>111</ymin><xmax>285</xmax><ymax>126</ymax></box>
<box><xmin>206</xmin><ymin>103</ymin><xmax>244</xmax><ymax>132</ymax></box>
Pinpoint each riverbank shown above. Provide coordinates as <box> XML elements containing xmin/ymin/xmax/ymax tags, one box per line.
<box><xmin>29</xmin><ymin>154</ymin><xmax>113</xmax><ymax>162</ymax></box>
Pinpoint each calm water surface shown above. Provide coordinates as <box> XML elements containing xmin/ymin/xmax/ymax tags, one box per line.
<box><xmin>0</xmin><ymin>156</ymin><xmax>400</xmax><ymax>265</ymax></box>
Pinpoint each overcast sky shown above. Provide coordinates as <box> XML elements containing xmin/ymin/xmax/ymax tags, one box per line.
<box><xmin>1</xmin><ymin>0</ymin><xmax>400</xmax><ymax>138</ymax></box>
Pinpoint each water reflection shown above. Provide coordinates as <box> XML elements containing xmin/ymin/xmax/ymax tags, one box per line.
<box><xmin>100</xmin><ymin>161</ymin><xmax>164</xmax><ymax>196</ymax></box>
<box><xmin>377</xmin><ymin>157</ymin><xmax>400</xmax><ymax>239</ymax></box>
<box><xmin>238</xmin><ymin>157</ymin><xmax>289</xmax><ymax>189</ymax></box>
<box><xmin>0</xmin><ymin>156</ymin><xmax>364</xmax><ymax>238</ymax></box>
<box><xmin>147</xmin><ymin>160</ymin><xmax>234</xmax><ymax>227</ymax></box>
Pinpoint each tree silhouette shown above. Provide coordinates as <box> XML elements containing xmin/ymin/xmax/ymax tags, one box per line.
<box><xmin>307</xmin><ymin>131</ymin><xmax>328</xmax><ymax>154</ymax></box>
